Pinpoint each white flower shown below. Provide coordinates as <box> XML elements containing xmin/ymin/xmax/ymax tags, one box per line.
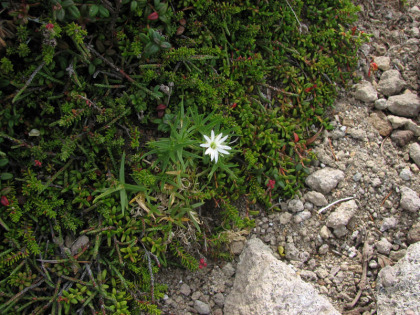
<box><xmin>200</xmin><ymin>130</ymin><xmax>231</xmax><ymax>163</ymax></box>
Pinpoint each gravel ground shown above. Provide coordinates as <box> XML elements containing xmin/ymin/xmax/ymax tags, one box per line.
<box><xmin>156</xmin><ymin>1</ymin><xmax>420</xmax><ymax>314</ymax></box>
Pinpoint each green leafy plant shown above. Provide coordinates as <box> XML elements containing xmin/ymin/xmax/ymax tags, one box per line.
<box><xmin>0</xmin><ymin>0</ymin><xmax>367</xmax><ymax>313</ymax></box>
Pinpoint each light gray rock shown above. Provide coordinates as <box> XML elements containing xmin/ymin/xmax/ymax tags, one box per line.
<box><xmin>409</xmin><ymin>5</ymin><xmax>420</xmax><ymax>19</ymax></box>
<box><xmin>377</xmin><ymin>242</ymin><xmax>420</xmax><ymax>315</ymax></box>
<box><xmin>373</xmin><ymin>56</ymin><xmax>391</xmax><ymax>71</ymax></box>
<box><xmin>376</xmin><ymin>238</ymin><xmax>393</xmax><ymax>255</ymax></box>
<box><xmin>224</xmin><ymin>238</ymin><xmax>340</xmax><ymax>315</ymax></box>
<box><xmin>405</xmin><ymin>120</ymin><xmax>420</xmax><ymax>136</ymax></box>
<box><xmin>354</xmin><ymin>80</ymin><xmax>378</xmax><ymax>102</ymax></box>
<box><xmin>230</xmin><ymin>241</ymin><xmax>245</xmax><ymax>255</ymax></box>
<box><xmin>408</xmin><ymin>222</ymin><xmax>420</xmax><ymax>244</ymax></box>
<box><xmin>305</xmin><ymin>191</ymin><xmax>328</xmax><ymax>206</ymax></box>
<box><xmin>409</xmin><ymin>143</ymin><xmax>420</xmax><ymax>168</ymax></box>
<box><xmin>294</xmin><ymin>210</ymin><xmax>311</xmax><ymax>224</ymax></box>
<box><xmin>180</xmin><ymin>283</ymin><xmax>191</xmax><ymax>296</ymax></box>
<box><xmin>288</xmin><ymin>199</ymin><xmax>304</xmax><ymax>213</ymax></box>
<box><xmin>70</xmin><ymin>235</ymin><xmax>89</xmax><ymax>255</ymax></box>
<box><xmin>279</xmin><ymin>212</ymin><xmax>293</xmax><ymax>225</ymax></box>
<box><xmin>213</xmin><ymin>293</ymin><xmax>225</xmax><ymax>307</ymax></box>
<box><xmin>390</xmin><ymin>130</ymin><xmax>414</xmax><ymax>147</ymax></box>
<box><xmin>387</xmin><ymin>92</ymin><xmax>420</xmax><ymax>118</ymax></box>
<box><xmin>222</xmin><ymin>263</ymin><xmax>235</xmax><ymax>278</ymax></box>
<box><xmin>380</xmin><ymin>217</ymin><xmax>398</xmax><ymax>232</ymax></box>
<box><xmin>347</xmin><ymin>128</ymin><xmax>366</xmax><ymax>140</ymax></box>
<box><xmin>319</xmin><ymin>244</ymin><xmax>329</xmax><ymax>255</ymax></box>
<box><xmin>387</xmin><ymin>115</ymin><xmax>410</xmax><ymax>129</ymax></box>
<box><xmin>399</xmin><ymin>168</ymin><xmax>413</xmax><ymax>181</ymax></box>
<box><xmin>400</xmin><ymin>186</ymin><xmax>420</xmax><ymax>213</ymax></box>
<box><xmin>285</xmin><ymin>242</ymin><xmax>309</xmax><ymax>262</ymax></box>
<box><xmin>377</xmin><ymin>70</ymin><xmax>406</xmax><ymax>96</ymax></box>
<box><xmin>326</xmin><ymin>200</ymin><xmax>358</xmax><ymax>237</ymax></box>
<box><xmin>320</xmin><ymin>226</ymin><xmax>331</xmax><ymax>239</ymax></box>
<box><xmin>194</xmin><ymin>300</ymin><xmax>211</xmax><ymax>314</ymax></box>
<box><xmin>368</xmin><ymin>111</ymin><xmax>393</xmax><ymax>137</ymax></box>
<box><xmin>375</xmin><ymin>98</ymin><xmax>388</xmax><ymax>110</ymax></box>
<box><xmin>305</xmin><ymin>168</ymin><xmax>345</xmax><ymax>194</ymax></box>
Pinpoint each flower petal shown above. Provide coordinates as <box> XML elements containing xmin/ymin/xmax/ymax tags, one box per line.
<box><xmin>214</xmin><ymin>151</ymin><xmax>219</xmax><ymax>163</ymax></box>
<box><xmin>219</xmin><ymin>135</ymin><xmax>228</xmax><ymax>143</ymax></box>
<box><xmin>217</xmin><ymin>148</ymin><xmax>230</xmax><ymax>155</ymax></box>
<box><xmin>203</xmin><ymin>135</ymin><xmax>211</xmax><ymax>143</ymax></box>
<box><xmin>218</xmin><ymin>144</ymin><xmax>231</xmax><ymax>151</ymax></box>
<box><xmin>200</xmin><ymin>143</ymin><xmax>210</xmax><ymax>148</ymax></box>
<box><xmin>210</xmin><ymin>130</ymin><xmax>215</xmax><ymax>140</ymax></box>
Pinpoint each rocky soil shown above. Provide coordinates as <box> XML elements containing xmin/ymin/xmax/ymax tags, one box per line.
<box><xmin>155</xmin><ymin>1</ymin><xmax>420</xmax><ymax>314</ymax></box>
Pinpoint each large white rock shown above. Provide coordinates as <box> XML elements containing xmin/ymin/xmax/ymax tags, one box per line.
<box><xmin>377</xmin><ymin>242</ymin><xmax>420</xmax><ymax>315</ymax></box>
<box><xmin>387</xmin><ymin>92</ymin><xmax>420</xmax><ymax>118</ymax></box>
<box><xmin>224</xmin><ymin>238</ymin><xmax>340</xmax><ymax>315</ymax></box>
<box><xmin>377</xmin><ymin>70</ymin><xmax>406</xmax><ymax>96</ymax></box>
<box><xmin>305</xmin><ymin>168</ymin><xmax>345</xmax><ymax>194</ymax></box>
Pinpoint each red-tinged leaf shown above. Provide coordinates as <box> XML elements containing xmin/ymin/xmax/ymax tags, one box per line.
<box><xmin>1</xmin><ymin>196</ymin><xmax>9</xmax><ymax>206</ymax></box>
<box><xmin>293</xmin><ymin>132</ymin><xmax>299</xmax><ymax>143</ymax></box>
<box><xmin>148</xmin><ymin>12</ymin><xmax>159</xmax><ymax>20</ymax></box>
<box><xmin>156</xmin><ymin>104</ymin><xmax>166</xmax><ymax>110</ymax></box>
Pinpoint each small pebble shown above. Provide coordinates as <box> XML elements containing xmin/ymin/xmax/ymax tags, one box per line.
<box><xmin>399</xmin><ymin>168</ymin><xmax>412</xmax><ymax>181</ymax></box>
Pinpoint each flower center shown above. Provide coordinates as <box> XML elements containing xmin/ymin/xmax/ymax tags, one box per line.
<box><xmin>210</xmin><ymin>141</ymin><xmax>217</xmax><ymax>149</ymax></box>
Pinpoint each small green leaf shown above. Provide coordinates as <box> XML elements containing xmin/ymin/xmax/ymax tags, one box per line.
<box><xmin>67</xmin><ymin>5</ymin><xmax>80</xmax><ymax>19</ymax></box>
<box><xmin>89</xmin><ymin>4</ymin><xmax>99</xmax><ymax>17</ymax></box>
<box><xmin>98</xmin><ymin>6</ymin><xmax>110</xmax><ymax>18</ymax></box>
<box><xmin>1</xmin><ymin>173</ymin><xmax>13</xmax><ymax>180</ymax></box>
<box><xmin>130</xmin><ymin>1</ymin><xmax>138</xmax><ymax>11</ymax></box>
<box><xmin>0</xmin><ymin>159</ymin><xmax>8</xmax><ymax>167</ymax></box>
<box><xmin>62</xmin><ymin>0</ymin><xmax>75</xmax><ymax>7</ymax></box>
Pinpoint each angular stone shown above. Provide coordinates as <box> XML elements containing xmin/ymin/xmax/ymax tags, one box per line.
<box><xmin>230</xmin><ymin>241</ymin><xmax>245</xmax><ymax>255</ymax></box>
<box><xmin>279</xmin><ymin>212</ymin><xmax>293</xmax><ymax>225</ymax></box>
<box><xmin>354</xmin><ymin>80</ymin><xmax>378</xmax><ymax>102</ymax></box>
<box><xmin>409</xmin><ymin>5</ymin><xmax>420</xmax><ymax>19</ymax></box>
<box><xmin>380</xmin><ymin>217</ymin><xmax>398</xmax><ymax>232</ymax></box>
<box><xmin>194</xmin><ymin>300</ymin><xmax>211</xmax><ymax>315</ymax></box>
<box><xmin>405</xmin><ymin>120</ymin><xmax>420</xmax><ymax>136</ymax></box>
<box><xmin>408</xmin><ymin>222</ymin><xmax>420</xmax><ymax>244</ymax></box>
<box><xmin>387</xmin><ymin>92</ymin><xmax>420</xmax><ymax>118</ymax></box>
<box><xmin>326</xmin><ymin>200</ymin><xmax>358</xmax><ymax>229</ymax></box>
<box><xmin>377</xmin><ymin>70</ymin><xmax>406</xmax><ymax>96</ymax></box>
<box><xmin>377</xmin><ymin>243</ymin><xmax>420</xmax><ymax>315</ymax></box>
<box><xmin>70</xmin><ymin>235</ymin><xmax>89</xmax><ymax>255</ymax></box>
<box><xmin>305</xmin><ymin>168</ymin><xmax>345</xmax><ymax>194</ymax></box>
<box><xmin>305</xmin><ymin>191</ymin><xmax>328</xmax><ymax>206</ymax></box>
<box><xmin>368</xmin><ymin>111</ymin><xmax>393</xmax><ymax>137</ymax></box>
<box><xmin>376</xmin><ymin>238</ymin><xmax>393</xmax><ymax>255</ymax></box>
<box><xmin>375</xmin><ymin>98</ymin><xmax>388</xmax><ymax>110</ymax></box>
<box><xmin>390</xmin><ymin>130</ymin><xmax>414</xmax><ymax>147</ymax></box>
<box><xmin>180</xmin><ymin>283</ymin><xmax>191</xmax><ymax>296</ymax></box>
<box><xmin>294</xmin><ymin>210</ymin><xmax>311</xmax><ymax>223</ymax></box>
<box><xmin>224</xmin><ymin>238</ymin><xmax>340</xmax><ymax>315</ymax></box>
<box><xmin>409</xmin><ymin>143</ymin><xmax>420</xmax><ymax>168</ymax></box>
<box><xmin>373</xmin><ymin>56</ymin><xmax>391</xmax><ymax>71</ymax></box>
<box><xmin>213</xmin><ymin>293</ymin><xmax>225</xmax><ymax>307</ymax></box>
<box><xmin>288</xmin><ymin>199</ymin><xmax>304</xmax><ymax>213</ymax></box>
<box><xmin>387</xmin><ymin>115</ymin><xmax>410</xmax><ymax>129</ymax></box>
<box><xmin>400</xmin><ymin>186</ymin><xmax>420</xmax><ymax>213</ymax></box>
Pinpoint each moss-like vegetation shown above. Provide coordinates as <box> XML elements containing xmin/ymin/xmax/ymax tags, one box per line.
<box><xmin>0</xmin><ymin>0</ymin><xmax>367</xmax><ymax>313</ymax></box>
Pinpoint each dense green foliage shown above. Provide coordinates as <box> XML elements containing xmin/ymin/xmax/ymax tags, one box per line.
<box><xmin>0</xmin><ymin>0</ymin><xmax>367</xmax><ymax>313</ymax></box>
